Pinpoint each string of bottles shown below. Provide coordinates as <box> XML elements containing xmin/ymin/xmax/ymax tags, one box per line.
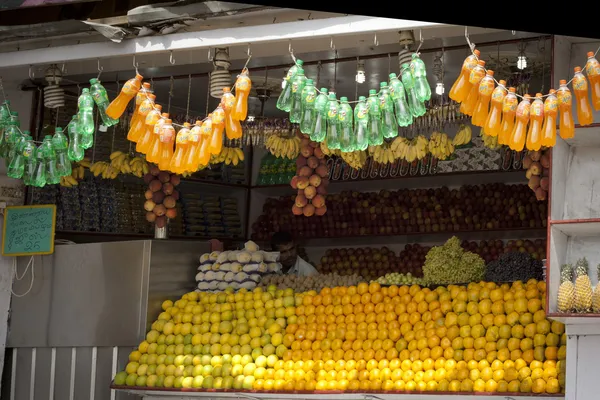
<box><xmin>112</xmin><ymin>69</ymin><xmax>252</xmax><ymax>175</ymax></box>
<box><xmin>449</xmin><ymin>45</ymin><xmax>600</xmax><ymax>152</ymax></box>
<box><xmin>275</xmin><ymin>54</ymin><xmax>431</xmax><ymax>153</ymax></box>
<box><xmin>0</xmin><ymin>78</ymin><xmax>115</xmax><ymax>187</ymax></box>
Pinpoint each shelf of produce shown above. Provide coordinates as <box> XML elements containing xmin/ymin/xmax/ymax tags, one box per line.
<box><xmin>181</xmin><ymin>177</ymin><xmax>249</xmax><ymax>189</ymax></box>
<box><xmin>113</xmin><ymin>387</ymin><xmax>563</xmax><ymax>399</ymax></box>
<box><xmin>251</xmin><ymin>170</ymin><xmax>526</xmax><ymax>196</ymax></box>
<box><xmin>298</xmin><ymin>228</ymin><xmax>547</xmax><ymax>247</ymax></box>
<box><xmin>55</xmin><ymin>230</ymin><xmax>245</xmax><ymax>243</ymax></box>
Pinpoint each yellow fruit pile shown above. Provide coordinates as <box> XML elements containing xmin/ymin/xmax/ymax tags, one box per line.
<box><xmin>114</xmin><ymin>279</ymin><xmax>565</xmax><ymax>395</ymax></box>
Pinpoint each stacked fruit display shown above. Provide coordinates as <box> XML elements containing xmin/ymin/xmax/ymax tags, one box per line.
<box><xmin>423</xmin><ymin>236</ymin><xmax>486</xmax><ymax>285</ymax></box>
<box><xmin>523</xmin><ymin>149</ymin><xmax>550</xmax><ymax>201</ymax></box>
<box><xmin>374</xmin><ymin>272</ymin><xmax>426</xmax><ymax>286</ymax></box>
<box><xmin>251</xmin><ymin>184</ymin><xmax>547</xmax><ymax>242</ymax></box>
<box><xmin>462</xmin><ymin>239</ymin><xmax>547</xmax><ymax>263</ymax></box>
<box><xmin>114</xmin><ymin>279</ymin><xmax>565</xmax><ymax>394</ymax></box>
<box><xmin>485</xmin><ymin>252</ymin><xmax>544</xmax><ymax>283</ymax></box>
<box><xmin>196</xmin><ymin>241</ymin><xmax>281</xmax><ymax>291</ymax></box>
<box><xmin>557</xmin><ymin>257</ymin><xmax>600</xmax><ymax>314</ymax></box>
<box><xmin>143</xmin><ymin>166</ymin><xmax>181</xmax><ymax>229</ymax></box>
<box><xmin>259</xmin><ymin>273</ymin><xmax>364</xmax><ymax>293</ymax></box>
<box><xmin>291</xmin><ymin>136</ymin><xmax>329</xmax><ymax>217</ymax></box>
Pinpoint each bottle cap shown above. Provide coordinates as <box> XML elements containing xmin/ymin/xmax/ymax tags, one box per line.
<box><xmin>142</xmin><ymin>82</ymin><xmax>151</xmax><ymax>89</ymax></box>
<box><xmin>11</xmin><ymin>111</ymin><xmax>18</xmax><ymax>116</ymax></box>
<box><xmin>306</xmin><ymin>79</ymin><xmax>314</xmax><ymax>85</ymax></box>
<box><xmin>389</xmin><ymin>73</ymin><xmax>397</xmax><ymax>79</ymax></box>
<box><xmin>195</xmin><ymin>120</ymin><xmax>202</xmax><ymax>125</ymax></box>
<box><xmin>55</xmin><ymin>127</ymin><xmax>63</xmax><ymax>132</ymax></box>
<box><xmin>82</xmin><ymin>88</ymin><xmax>90</xmax><ymax>92</ymax></box>
<box><xmin>588</xmin><ymin>52</ymin><xmax>595</xmax><ymax>58</ymax></box>
<box><xmin>401</xmin><ymin>63</ymin><xmax>410</xmax><ymax>69</ymax></box>
<box><xmin>559</xmin><ymin>79</ymin><xmax>567</xmax><ymax>85</ymax></box>
<box><xmin>549</xmin><ymin>89</ymin><xmax>556</xmax><ymax>94</ymax></box>
<box><xmin>23</xmin><ymin>130</ymin><xmax>31</xmax><ymax>136</ymax></box>
<box><xmin>135</xmin><ymin>74</ymin><xmax>144</xmax><ymax>80</ymax></box>
<box><xmin>380</xmin><ymin>82</ymin><xmax>388</xmax><ymax>88</ymax></box>
<box><xmin>359</xmin><ymin>96</ymin><xmax>366</xmax><ymax>101</ymax></box>
<box><xmin>183</xmin><ymin>122</ymin><xmax>191</xmax><ymax>127</ymax></box>
<box><xmin>369</xmin><ymin>89</ymin><xmax>377</xmax><ymax>95</ymax></box>
<box><xmin>498</xmin><ymin>80</ymin><xmax>506</xmax><ymax>85</ymax></box>
<box><xmin>44</xmin><ymin>135</ymin><xmax>52</xmax><ymax>139</ymax></box>
<box><xmin>166</xmin><ymin>119</ymin><xmax>172</xmax><ymax>124</ymax></box>
<box><xmin>161</xmin><ymin>113</ymin><xmax>169</xmax><ymax>117</ymax></box>
<box><xmin>536</xmin><ymin>93</ymin><xmax>543</xmax><ymax>98</ymax></box>
<box><xmin>473</xmin><ymin>49</ymin><xmax>480</xmax><ymax>56</ymax></box>
<box><xmin>296</xmin><ymin>59</ymin><xmax>304</xmax><ymax>66</ymax></box>
<box><xmin>574</xmin><ymin>66</ymin><xmax>582</xmax><ymax>73</ymax></box>
<box><xmin>524</xmin><ymin>94</ymin><xmax>531</xmax><ymax>98</ymax></box>
<box><xmin>155</xmin><ymin>104</ymin><xmax>163</xmax><ymax>110</ymax></box>
<box><xmin>148</xmin><ymin>93</ymin><xmax>156</xmax><ymax>99</ymax></box>
<box><xmin>327</xmin><ymin>93</ymin><xmax>336</xmax><ymax>99</ymax></box>
<box><xmin>296</xmin><ymin>68</ymin><xmax>305</xmax><ymax>75</ymax></box>
<box><xmin>477</xmin><ymin>60</ymin><xmax>486</xmax><ymax>66</ymax></box>
<box><xmin>89</xmin><ymin>78</ymin><xmax>98</xmax><ymax>84</ymax></box>
<box><xmin>340</xmin><ymin>97</ymin><xmax>348</xmax><ymax>102</ymax></box>
<box><xmin>320</xmin><ymin>88</ymin><xmax>328</xmax><ymax>93</ymax></box>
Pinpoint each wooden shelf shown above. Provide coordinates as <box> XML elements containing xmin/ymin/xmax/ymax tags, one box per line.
<box><xmin>55</xmin><ymin>230</ymin><xmax>245</xmax><ymax>243</ymax></box>
<box><xmin>547</xmin><ymin>313</ymin><xmax>600</xmax><ymax>324</ymax></box>
<box><xmin>181</xmin><ymin>177</ymin><xmax>249</xmax><ymax>189</ymax></box>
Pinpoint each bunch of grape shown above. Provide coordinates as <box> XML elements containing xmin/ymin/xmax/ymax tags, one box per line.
<box><xmin>143</xmin><ymin>165</ymin><xmax>181</xmax><ymax>228</ymax></box>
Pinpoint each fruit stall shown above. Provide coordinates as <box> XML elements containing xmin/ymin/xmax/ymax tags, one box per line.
<box><xmin>1</xmin><ymin>10</ymin><xmax>600</xmax><ymax>400</ymax></box>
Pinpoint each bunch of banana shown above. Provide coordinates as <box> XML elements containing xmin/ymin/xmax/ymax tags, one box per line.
<box><xmin>452</xmin><ymin>124</ymin><xmax>473</xmax><ymax>146</ymax></box>
<box><xmin>369</xmin><ymin>143</ymin><xmax>396</xmax><ymax>164</ymax></box>
<box><xmin>429</xmin><ymin>131</ymin><xmax>454</xmax><ymax>160</ymax></box>
<box><xmin>265</xmin><ymin>134</ymin><xmax>300</xmax><ymax>159</ymax></box>
<box><xmin>391</xmin><ymin>135</ymin><xmax>429</xmax><ymax>162</ymax></box>
<box><xmin>340</xmin><ymin>150</ymin><xmax>367</xmax><ymax>169</ymax></box>
<box><xmin>90</xmin><ymin>161</ymin><xmax>119</xmax><ymax>179</ymax></box>
<box><xmin>320</xmin><ymin>140</ymin><xmax>339</xmax><ymax>157</ymax></box>
<box><xmin>59</xmin><ymin>175</ymin><xmax>79</xmax><ymax>187</ymax></box>
<box><xmin>128</xmin><ymin>156</ymin><xmax>149</xmax><ymax>177</ymax></box>
<box><xmin>212</xmin><ymin>147</ymin><xmax>245</xmax><ymax>166</ymax></box>
<box><xmin>481</xmin><ymin>129</ymin><xmax>502</xmax><ymax>150</ymax></box>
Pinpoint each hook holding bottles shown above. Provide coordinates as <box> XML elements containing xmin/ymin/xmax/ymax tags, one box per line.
<box><xmin>28</xmin><ymin>65</ymin><xmax>35</xmax><ymax>80</ymax></box>
<box><xmin>374</xmin><ymin>33</ymin><xmax>379</xmax><ymax>47</ymax></box>
<box><xmin>246</xmin><ymin>43</ymin><xmax>252</xmax><ymax>58</ymax></box>
<box><xmin>133</xmin><ymin>54</ymin><xmax>139</xmax><ymax>73</ymax></box>
<box><xmin>288</xmin><ymin>40</ymin><xmax>297</xmax><ymax>63</ymax></box>
<box><xmin>330</xmin><ymin>37</ymin><xmax>336</xmax><ymax>51</ymax></box>
<box><xmin>242</xmin><ymin>44</ymin><xmax>252</xmax><ymax>71</ymax></box>
<box><xmin>415</xmin><ymin>29</ymin><xmax>424</xmax><ymax>54</ymax></box>
<box><xmin>169</xmin><ymin>51</ymin><xmax>176</xmax><ymax>65</ymax></box>
<box><xmin>464</xmin><ymin>26</ymin><xmax>476</xmax><ymax>53</ymax></box>
<box><xmin>97</xmin><ymin>59</ymin><xmax>103</xmax><ymax>79</ymax></box>
<box><xmin>208</xmin><ymin>47</ymin><xmax>213</xmax><ymax>62</ymax></box>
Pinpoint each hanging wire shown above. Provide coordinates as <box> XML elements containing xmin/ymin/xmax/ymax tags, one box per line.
<box><xmin>97</xmin><ymin>59</ymin><xmax>103</xmax><ymax>79</ymax></box>
<box><xmin>205</xmin><ymin>72</ymin><xmax>211</xmax><ymax>118</ymax></box>
<box><xmin>133</xmin><ymin>55</ymin><xmax>140</xmax><ymax>75</ymax></box>
<box><xmin>185</xmin><ymin>74</ymin><xmax>192</xmax><ymax>121</ymax></box>
<box><xmin>415</xmin><ymin>29</ymin><xmax>424</xmax><ymax>54</ymax></box>
<box><xmin>316</xmin><ymin>61</ymin><xmax>322</xmax><ymax>88</ymax></box>
<box><xmin>167</xmin><ymin>76</ymin><xmax>174</xmax><ymax>114</ymax></box>
<box><xmin>288</xmin><ymin>40</ymin><xmax>297</xmax><ymax>64</ymax></box>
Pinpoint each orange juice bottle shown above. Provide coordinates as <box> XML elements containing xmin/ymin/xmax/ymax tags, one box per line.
<box><xmin>557</xmin><ymin>80</ymin><xmax>575</xmax><ymax>139</ymax></box>
<box><xmin>129</xmin><ymin>82</ymin><xmax>152</xmax><ymax>129</ymax></box>
<box><xmin>209</xmin><ymin>106</ymin><xmax>225</xmax><ymax>155</ymax></box>
<box><xmin>483</xmin><ymin>80</ymin><xmax>507</xmax><ymax>136</ymax></box>
<box><xmin>472</xmin><ymin>70</ymin><xmax>496</xmax><ymax>127</ymax></box>
<box><xmin>128</xmin><ymin>93</ymin><xmax>156</xmax><ymax>142</ymax></box>
<box><xmin>169</xmin><ymin>123</ymin><xmax>191</xmax><ymax>173</ymax></box>
<box><xmin>508</xmin><ymin>94</ymin><xmax>531</xmax><ymax>151</ymax></box>
<box><xmin>136</xmin><ymin>105</ymin><xmax>162</xmax><ymax>153</ymax></box>
<box><xmin>231</xmin><ymin>69</ymin><xmax>251</xmax><ymax>121</ymax></box>
<box><xmin>449</xmin><ymin>50</ymin><xmax>481</xmax><ymax>103</ymax></box>
<box><xmin>221</xmin><ymin>88</ymin><xmax>243</xmax><ymax>139</ymax></box>
<box><xmin>460</xmin><ymin>60</ymin><xmax>486</xmax><ymax>116</ymax></box>
<box><xmin>525</xmin><ymin>93</ymin><xmax>544</xmax><ymax>151</ymax></box>
<box><xmin>573</xmin><ymin>66</ymin><xmax>593</xmax><ymax>126</ymax></box>
<box><xmin>158</xmin><ymin>119</ymin><xmax>176</xmax><ymax>171</ymax></box>
<box><xmin>106</xmin><ymin>73</ymin><xmax>143</xmax><ymax>119</ymax></box>
<box><xmin>182</xmin><ymin>121</ymin><xmax>202</xmax><ymax>173</ymax></box>
<box><xmin>541</xmin><ymin>89</ymin><xmax>558</xmax><ymax>147</ymax></box>
<box><xmin>147</xmin><ymin>113</ymin><xmax>169</xmax><ymax>162</ymax></box>
<box><xmin>585</xmin><ymin>51</ymin><xmax>600</xmax><ymax>110</ymax></box>
<box><xmin>196</xmin><ymin>116</ymin><xmax>213</xmax><ymax>168</ymax></box>
<box><xmin>498</xmin><ymin>87</ymin><xmax>518</xmax><ymax>145</ymax></box>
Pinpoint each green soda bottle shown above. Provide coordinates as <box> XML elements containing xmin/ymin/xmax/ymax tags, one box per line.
<box><xmin>41</xmin><ymin>135</ymin><xmax>60</xmax><ymax>185</ymax></box>
<box><xmin>90</xmin><ymin>78</ymin><xmax>119</xmax><ymax>127</ymax></box>
<box><xmin>325</xmin><ymin>93</ymin><xmax>340</xmax><ymax>150</ymax></box>
<box><xmin>389</xmin><ymin>73</ymin><xmax>413</xmax><ymax>127</ymax></box>
<box><xmin>410</xmin><ymin>53</ymin><xmax>432</xmax><ymax>102</ymax></box>
<box><xmin>299</xmin><ymin>79</ymin><xmax>317</xmax><ymax>134</ymax></box>
<box><xmin>77</xmin><ymin>88</ymin><xmax>95</xmax><ymax>149</ymax></box>
<box><xmin>289</xmin><ymin>68</ymin><xmax>307</xmax><ymax>123</ymax></box>
<box><xmin>52</xmin><ymin>127</ymin><xmax>72</xmax><ymax>177</ymax></box>
<box><xmin>354</xmin><ymin>96</ymin><xmax>369</xmax><ymax>151</ymax></box>
<box><xmin>23</xmin><ymin>144</ymin><xmax>37</xmax><ymax>186</ymax></box>
<box><xmin>0</xmin><ymin>101</ymin><xmax>11</xmax><ymax>156</ymax></box>
<box><xmin>4</xmin><ymin>112</ymin><xmax>20</xmax><ymax>165</ymax></box>
<box><xmin>32</xmin><ymin>143</ymin><xmax>46</xmax><ymax>187</ymax></box>
<box><xmin>68</xmin><ymin>115</ymin><xmax>84</xmax><ymax>162</ymax></box>
<box><xmin>379</xmin><ymin>82</ymin><xmax>399</xmax><ymax>139</ymax></box>
<box><xmin>7</xmin><ymin>131</ymin><xmax>31</xmax><ymax>179</ymax></box>
<box><xmin>367</xmin><ymin>89</ymin><xmax>383</xmax><ymax>146</ymax></box>
<box><xmin>401</xmin><ymin>63</ymin><xmax>426</xmax><ymax>117</ymax></box>
<box><xmin>338</xmin><ymin>97</ymin><xmax>354</xmax><ymax>152</ymax></box>
<box><xmin>276</xmin><ymin>59</ymin><xmax>304</xmax><ymax>112</ymax></box>
<box><xmin>310</xmin><ymin>88</ymin><xmax>329</xmax><ymax>142</ymax></box>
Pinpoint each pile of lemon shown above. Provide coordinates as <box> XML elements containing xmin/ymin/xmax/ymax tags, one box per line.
<box><xmin>114</xmin><ymin>279</ymin><xmax>565</xmax><ymax>394</ymax></box>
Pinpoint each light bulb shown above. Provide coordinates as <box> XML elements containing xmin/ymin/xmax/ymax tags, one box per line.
<box><xmin>517</xmin><ymin>55</ymin><xmax>527</xmax><ymax>70</ymax></box>
<box><xmin>435</xmin><ymin>82</ymin><xmax>445</xmax><ymax>95</ymax></box>
<box><xmin>247</xmin><ymin>115</ymin><xmax>255</xmax><ymax>122</ymax></box>
<box><xmin>355</xmin><ymin>71</ymin><xmax>365</xmax><ymax>84</ymax></box>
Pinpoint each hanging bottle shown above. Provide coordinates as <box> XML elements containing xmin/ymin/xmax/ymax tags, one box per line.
<box><xmin>338</xmin><ymin>97</ymin><xmax>354</xmax><ymax>152</ymax></box>
<box><xmin>52</xmin><ymin>127</ymin><xmax>71</xmax><ymax>177</ymax></box>
<box><xmin>401</xmin><ymin>63</ymin><xmax>426</xmax><ymax>117</ymax></box>
<box><xmin>472</xmin><ymin>70</ymin><xmax>495</xmax><ymax>127</ymax></box>
<box><xmin>23</xmin><ymin>144</ymin><xmax>37</xmax><ymax>186</ymax></box>
<box><xmin>7</xmin><ymin>131</ymin><xmax>31</xmax><ymax>179</ymax></box>
<box><xmin>170</xmin><ymin>123</ymin><xmax>191</xmax><ymax>173</ymax></box>
<box><xmin>106</xmin><ymin>73</ymin><xmax>143</xmax><ymax>119</ymax></box>
<box><xmin>89</xmin><ymin>78</ymin><xmax>119</xmax><ymax>127</ymax></box>
<box><xmin>41</xmin><ymin>135</ymin><xmax>60</xmax><ymax>185</ymax></box>
<box><xmin>127</xmin><ymin>93</ymin><xmax>156</xmax><ymax>142</ymax></box>
<box><xmin>67</xmin><ymin>115</ymin><xmax>84</xmax><ymax>162</ymax></box>
<box><xmin>483</xmin><ymin>80</ymin><xmax>507</xmax><ymax>136</ymax></box>
<box><xmin>367</xmin><ymin>89</ymin><xmax>383</xmax><ymax>146</ymax></box>
<box><xmin>449</xmin><ymin>49</ymin><xmax>481</xmax><ymax>103</ymax></box>
<box><xmin>183</xmin><ymin>121</ymin><xmax>202</xmax><ymax>173</ymax></box>
<box><xmin>147</xmin><ymin>113</ymin><xmax>169</xmax><ymax>162</ymax></box>
<box><xmin>557</xmin><ymin>80</ymin><xmax>575</xmax><ymax>139</ymax></box>
<box><xmin>158</xmin><ymin>119</ymin><xmax>176</xmax><ymax>171</ymax></box>
<box><xmin>0</xmin><ymin>101</ymin><xmax>11</xmax><ymax>156</ymax></box>
<box><xmin>310</xmin><ymin>88</ymin><xmax>328</xmax><ymax>142</ymax></box>
<box><xmin>508</xmin><ymin>94</ymin><xmax>531</xmax><ymax>151</ymax></box>
<box><xmin>541</xmin><ymin>89</ymin><xmax>558</xmax><ymax>148</ymax></box>
<box><xmin>299</xmin><ymin>79</ymin><xmax>317</xmax><ymax>134</ymax></box>
<box><xmin>353</xmin><ymin>96</ymin><xmax>369</xmax><ymax>151</ymax></box>
<box><xmin>289</xmin><ymin>68</ymin><xmax>307</xmax><ymax>124</ymax></box>
<box><xmin>379</xmin><ymin>82</ymin><xmax>399</xmax><ymax>139</ymax></box>
<box><xmin>572</xmin><ymin>66</ymin><xmax>593</xmax><ymax>126</ymax></box>
<box><xmin>410</xmin><ymin>53</ymin><xmax>432</xmax><ymax>102</ymax></box>
<box><xmin>325</xmin><ymin>93</ymin><xmax>340</xmax><ymax>149</ymax></box>
<box><xmin>221</xmin><ymin>88</ymin><xmax>242</xmax><ymax>139</ymax></box>
<box><xmin>129</xmin><ymin>82</ymin><xmax>151</xmax><ymax>128</ymax></box>
<box><xmin>197</xmin><ymin>115</ymin><xmax>213</xmax><ymax>167</ymax></box>
<box><xmin>498</xmin><ymin>87</ymin><xmax>518</xmax><ymax>145</ymax></box>
<box><xmin>3</xmin><ymin>112</ymin><xmax>19</xmax><ymax>163</ymax></box>
<box><xmin>526</xmin><ymin>93</ymin><xmax>545</xmax><ymax>151</ymax></box>
<box><xmin>32</xmin><ymin>143</ymin><xmax>46</xmax><ymax>188</ymax></box>
<box><xmin>460</xmin><ymin>60</ymin><xmax>487</xmax><ymax>116</ymax></box>
<box><xmin>136</xmin><ymin>105</ymin><xmax>163</xmax><ymax>154</ymax></box>
<box><xmin>585</xmin><ymin>51</ymin><xmax>600</xmax><ymax>111</ymax></box>
<box><xmin>209</xmin><ymin>106</ymin><xmax>225</xmax><ymax>155</ymax></box>
<box><xmin>389</xmin><ymin>73</ymin><xmax>412</xmax><ymax>127</ymax></box>
<box><xmin>277</xmin><ymin>59</ymin><xmax>304</xmax><ymax>112</ymax></box>
<box><xmin>231</xmin><ymin>69</ymin><xmax>251</xmax><ymax>121</ymax></box>
<box><xmin>77</xmin><ymin>88</ymin><xmax>95</xmax><ymax>149</ymax></box>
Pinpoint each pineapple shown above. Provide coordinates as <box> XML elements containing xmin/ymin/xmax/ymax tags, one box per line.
<box><xmin>593</xmin><ymin>264</ymin><xmax>600</xmax><ymax>313</ymax></box>
<box><xmin>574</xmin><ymin>257</ymin><xmax>593</xmax><ymax>312</ymax></box>
<box><xmin>557</xmin><ymin>263</ymin><xmax>575</xmax><ymax>312</ymax></box>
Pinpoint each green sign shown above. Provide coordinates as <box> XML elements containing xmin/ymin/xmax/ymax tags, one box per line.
<box><xmin>2</xmin><ymin>204</ymin><xmax>56</xmax><ymax>256</ymax></box>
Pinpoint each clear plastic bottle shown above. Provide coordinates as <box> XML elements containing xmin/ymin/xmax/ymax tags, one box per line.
<box><xmin>23</xmin><ymin>144</ymin><xmax>37</xmax><ymax>186</ymax></box>
<box><xmin>67</xmin><ymin>115</ymin><xmax>84</xmax><ymax>162</ymax></box>
<box><xmin>525</xmin><ymin>93</ymin><xmax>545</xmax><ymax>151</ymax></box>
<box><xmin>472</xmin><ymin>70</ymin><xmax>496</xmax><ymax>127</ymax></box>
<box><xmin>498</xmin><ymin>88</ymin><xmax>518</xmax><ymax>145</ymax></box>
<box><xmin>338</xmin><ymin>97</ymin><xmax>354</xmax><ymax>152</ymax></box>
<box><xmin>541</xmin><ymin>89</ymin><xmax>558</xmax><ymax>148</ymax></box>
<box><xmin>106</xmin><ymin>73</ymin><xmax>143</xmax><ymax>119</ymax></box>
<box><xmin>572</xmin><ymin>66</ymin><xmax>593</xmax><ymax>126</ymax></box>
<box><xmin>557</xmin><ymin>80</ymin><xmax>575</xmax><ymax>139</ymax></box>
<box><xmin>410</xmin><ymin>53</ymin><xmax>432</xmax><ymax>102</ymax></box>
<box><xmin>276</xmin><ymin>59</ymin><xmax>304</xmax><ymax>112</ymax></box>
<box><xmin>52</xmin><ymin>127</ymin><xmax>72</xmax><ymax>177</ymax></box>
<box><xmin>325</xmin><ymin>93</ymin><xmax>340</xmax><ymax>149</ymax></box>
<box><xmin>32</xmin><ymin>143</ymin><xmax>46</xmax><ymax>187</ymax></box>
<box><xmin>379</xmin><ymin>82</ymin><xmax>399</xmax><ymax>139</ymax></box>
<box><xmin>41</xmin><ymin>135</ymin><xmax>60</xmax><ymax>185</ymax></box>
<box><xmin>401</xmin><ymin>63</ymin><xmax>426</xmax><ymax>117</ymax></box>
<box><xmin>483</xmin><ymin>80</ymin><xmax>507</xmax><ymax>136</ymax></box>
<box><xmin>7</xmin><ymin>132</ymin><xmax>32</xmax><ymax>179</ymax></box>
<box><xmin>89</xmin><ymin>78</ymin><xmax>119</xmax><ymax>127</ymax></box>
<box><xmin>460</xmin><ymin>62</ymin><xmax>488</xmax><ymax>116</ymax></box>
<box><xmin>299</xmin><ymin>79</ymin><xmax>317</xmax><ymax>135</ymax></box>
<box><xmin>389</xmin><ymin>73</ymin><xmax>412</xmax><ymax>127</ymax></box>
<box><xmin>367</xmin><ymin>89</ymin><xmax>383</xmax><ymax>146</ymax></box>
<box><xmin>310</xmin><ymin>88</ymin><xmax>328</xmax><ymax>142</ymax></box>
<box><xmin>158</xmin><ymin>119</ymin><xmax>176</xmax><ymax>171</ymax></box>
<box><xmin>231</xmin><ymin>69</ymin><xmax>251</xmax><ymax>121</ymax></box>
<box><xmin>449</xmin><ymin>50</ymin><xmax>481</xmax><ymax>102</ymax></box>
<box><xmin>353</xmin><ymin>96</ymin><xmax>369</xmax><ymax>151</ymax></box>
<box><xmin>585</xmin><ymin>51</ymin><xmax>600</xmax><ymax>111</ymax></box>
<box><xmin>289</xmin><ymin>68</ymin><xmax>307</xmax><ymax>124</ymax></box>
<box><xmin>508</xmin><ymin>94</ymin><xmax>531</xmax><ymax>152</ymax></box>
<box><xmin>77</xmin><ymin>88</ymin><xmax>96</xmax><ymax>149</ymax></box>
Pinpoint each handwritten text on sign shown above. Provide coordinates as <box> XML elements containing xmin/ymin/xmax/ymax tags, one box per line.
<box><xmin>2</xmin><ymin>205</ymin><xmax>56</xmax><ymax>256</ymax></box>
